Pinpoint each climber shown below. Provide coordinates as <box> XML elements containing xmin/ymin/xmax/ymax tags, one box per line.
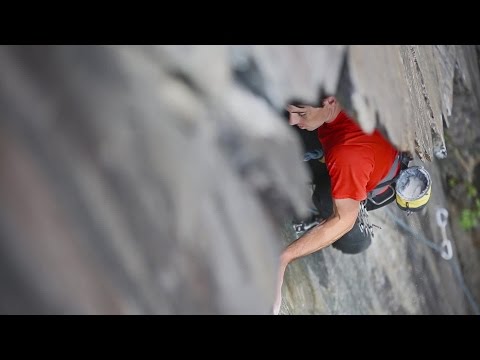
<box><xmin>273</xmin><ymin>95</ymin><xmax>409</xmax><ymax>314</ymax></box>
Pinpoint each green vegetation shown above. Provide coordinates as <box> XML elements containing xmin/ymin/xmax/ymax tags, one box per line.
<box><xmin>459</xmin><ymin>185</ymin><xmax>480</xmax><ymax>231</ymax></box>
<box><xmin>446</xmin><ymin>174</ymin><xmax>480</xmax><ymax>231</ymax></box>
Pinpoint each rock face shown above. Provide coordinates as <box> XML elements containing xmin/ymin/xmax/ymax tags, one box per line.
<box><xmin>280</xmin><ymin>45</ymin><xmax>480</xmax><ymax>315</ymax></box>
<box><xmin>0</xmin><ymin>45</ymin><xmax>478</xmax><ymax>314</ymax></box>
<box><xmin>348</xmin><ymin>46</ymin><xmax>480</xmax><ymax>161</ymax></box>
<box><xmin>0</xmin><ymin>45</ymin><xmax>310</xmax><ymax>314</ymax></box>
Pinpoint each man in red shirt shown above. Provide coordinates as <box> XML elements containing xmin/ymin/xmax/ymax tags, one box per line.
<box><xmin>273</xmin><ymin>96</ymin><xmax>401</xmax><ymax>314</ymax></box>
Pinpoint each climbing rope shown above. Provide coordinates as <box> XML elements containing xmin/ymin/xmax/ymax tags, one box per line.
<box><xmin>384</xmin><ymin>207</ymin><xmax>480</xmax><ymax>315</ymax></box>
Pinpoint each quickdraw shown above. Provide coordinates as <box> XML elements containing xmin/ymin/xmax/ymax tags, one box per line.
<box><xmin>358</xmin><ymin>200</ymin><xmax>379</xmax><ymax>239</ymax></box>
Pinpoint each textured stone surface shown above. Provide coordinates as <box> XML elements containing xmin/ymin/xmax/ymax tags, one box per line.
<box><xmin>0</xmin><ymin>45</ymin><xmax>311</xmax><ymax>314</ymax></box>
<box><xmin>0</xmin><ymin>45</ymin><xmax>478</xmax><ymax>314</ymax></box>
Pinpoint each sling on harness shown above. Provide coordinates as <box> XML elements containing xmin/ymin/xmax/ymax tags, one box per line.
<box><xmin>365</xmin><ymin>152</ymin><xmax>412</xmax><ymax>211</ymax></box>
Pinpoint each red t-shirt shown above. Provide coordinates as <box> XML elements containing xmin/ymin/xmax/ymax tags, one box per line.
<box><xmin>317</xmin><ymin>111</ymin><xmax>398</xmax><ymax>201</ymax></box>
